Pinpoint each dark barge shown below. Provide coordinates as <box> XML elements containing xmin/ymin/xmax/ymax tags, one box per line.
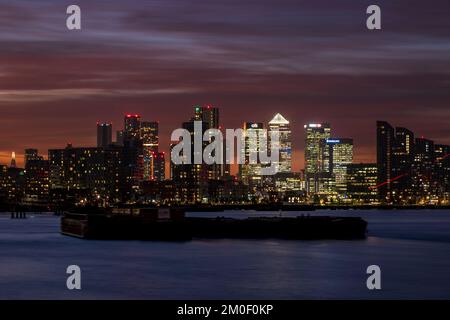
<box><xmin>61</xmin><ymin>208</ymin><xmax>368</xmax><ymax>241</ymax></box>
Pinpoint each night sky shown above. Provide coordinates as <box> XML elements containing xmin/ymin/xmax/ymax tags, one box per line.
<box><xmin>1</xmin><ymin>0</ymin><xmax>449</xmax><ymax>171</ymax></box>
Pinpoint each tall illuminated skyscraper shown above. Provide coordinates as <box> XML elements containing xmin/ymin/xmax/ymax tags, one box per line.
<box><xmin>193</xmin><ymin>105</ymin><xmax>223</xmax><ymax>179</ymax></box>
<box><xmin>304</xmin><ymin>123</ymin><xmax>331</xmax><ymax>195</ymax></box>
<box><xmin>239</xmin><ymin>122</ymin><xmax>265</xmax><ymax>185</ymax></box>
<box><xmin>141</xmin><ymin>121</ymin><xmax>160</xmax><ymax>180</ymax></box>
<box><xmin>141</xmin><ymin>122</ymin><xmax>159</xmax><ymax>153</ymax></box>
<box><xmin>97</xmin><ymin>123</ymin><xmax>112</xmax><ymax>148</ymax></box>
<box><xmin>268</xmin><ymin>113</ymin><xmax>292</xmax><ymax>173</ymax></box>
<box><xmin>326</xmin><ymin>138</ymin><xmax>353</xmax><ymax>197</ymax></box>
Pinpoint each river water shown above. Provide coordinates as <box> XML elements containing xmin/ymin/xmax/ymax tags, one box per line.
<box><xmin>0</xmin><ymin>210</ymin><xmax>449</xmax><ymax>299</ymax></box>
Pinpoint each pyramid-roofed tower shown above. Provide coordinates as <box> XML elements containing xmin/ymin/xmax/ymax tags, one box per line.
<box><xmin>269</xmin><ymin>113</ymin><xmax>289</xmax><ymax>125</ymax></box>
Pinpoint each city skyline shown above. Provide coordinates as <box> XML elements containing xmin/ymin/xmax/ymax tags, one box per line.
<box><xmin>1</xmin><ymin>0</ymin><xmax>450</xmax><ymax>168</ymax></box>
<box><xmin>2</xmin><ymin>109</ymin><xmax>448</xmax><ymax>207</ymax></box>
<box><xmin>1</xmin><ymin>111</ymin><xmax>449</xmax><ymax>172</ymax></box>
<box><xmin>2</xmin><ymin>108</ymin><xmax>450</xmax><ymax>170</ymax></box>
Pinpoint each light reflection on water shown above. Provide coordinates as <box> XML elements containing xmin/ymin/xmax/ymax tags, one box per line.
<box><xmin>0</xmin><ymin>210</ymin><xmax>449</xmax><ymax>299</ymax></box>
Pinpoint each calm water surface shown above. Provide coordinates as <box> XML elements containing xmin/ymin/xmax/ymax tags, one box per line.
<box><xmin>1</xmin><ymin>210</ymin><xmax>450</xmax><ymax>299</ymax></box>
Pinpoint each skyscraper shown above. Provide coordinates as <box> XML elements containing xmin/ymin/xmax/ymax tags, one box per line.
<box><xmin>377</xmin><ymin>121</ymin><xmax>418</xmax><ymax>204</ymax></box>
<box><xmin>97</xmin><ymin>123</ymin><xmax>112</xmax><ymax>148</ymax></box>
<box><xmin>193</xmin><ymin>105</ymin><xmax>223</xmax><ymax>179</ymax></box>
<box><xmin>326</xmin><ymin>138</ymin><xmax>353</xmax><ymax>197</ymax></box>
<box><xmin>124</xmin><ymin>114</ymin><xmax>141</xmax><ymax>139</ymax></box>
<box><xmin>239</xmin><ymin>122</ymin><xmax>265</xmax><ymax>185</ymax></box>
<box><xmin>141</xmin><ymin>122</ymin><xmax>159</xmax><ymax>153</ymax></box>
<box><xmin>194</xmin><ymin>105</ymin><xmax>219</xmax><ymax>129</ymax></box>
<box><xmin>434</xmin><ymin>144</ymin><xmax>450</xmax><ymax>203</ymax></box>
<box><xmin>122</xmin><ymin>114</ymin><xmax>144</xmax><ymax>185</ymax></box>
<box><xmin>171</xmin><ymin>119</ymin><xmax>210</xmax><ymax>203</ymax></box>
<box><xmin>304</xmin><ymin>123</ymin><xmax>331</xmax><ymax>195</ymax></box>
<box><xmin>412</xmin><ymin>137</ymin><xmax>435</xmax><ymax>203</ymax></box>
<box><xmin>376</xmin><ymin>121</ymin><xmax>395</xmax><ymax>203</ymax></box>
<box><xmin>141</xmin><ymin>121</ymin><xmax>159</xmax><ymax>180</ymax></box>
<box><xmin>392</xmin><ymin>127</ymin><xmax>415</xmax><ymax>202</ymax></box>
<box><xmin>268</xmin><ymin>113</ymin><xmax>292</xmax><ymax>173</ymax></box>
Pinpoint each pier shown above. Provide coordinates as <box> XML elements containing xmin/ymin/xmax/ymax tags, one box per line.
<box><xmin>10</xmin><ymin>211</ymin><xmax>27</xmax><ymax>219</ymax></box>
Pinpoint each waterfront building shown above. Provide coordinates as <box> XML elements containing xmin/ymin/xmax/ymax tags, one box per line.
<box><xmin>48</xmin><ymin>144</ymin><xmax>122</xmax><ymax>205</ymax></box>
<box><xmin>377</xmin><ymin>121</ymin><xmax>395</xmax><ymax>203</ymax></box>
<box><xmin>411</xmin><ymin>137</ymin><xmax>435</xmax><ymax>204</ymax></box>
<box><xmin>434</xmin><ymin>144</ymin><xmax>450</xmax><ymax>203</ymax></box>
<box><xmin>391</xmin><ymin>127</ymin><xmax>415</xmax><ymax>203</ymax></box>
<box><xmin>346</xmin><ymin>163</ymin><xmax>378</xmax><ymax>204</ymax></box>
<box><xmin>24</xmin><ymin>149</ymin><xmax>49</xmax><ymax>202</ymax></box>
<box><xmin>0</xmin><ymin>165</ymin><xmax>25</xmax><ymax>203</ymax></box>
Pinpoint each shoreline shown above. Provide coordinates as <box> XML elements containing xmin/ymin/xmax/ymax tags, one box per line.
<box><xmin>1</xmin><ymin>204</ymin><xmax>450</xmax><ymax>215</ymax></box>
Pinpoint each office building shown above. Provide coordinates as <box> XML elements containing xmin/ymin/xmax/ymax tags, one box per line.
<box><xmin>239</xmin><ymin>122</ymin><xmax>265</xmax><ymax>186</ymax></box>
<box><xmin>268</xmin><ymin>113</ymin><xmax>292</xmax><ymax>173</ymax></box>
<box><xmin>326</xmin><ymin>138</ymin><xmax>353</xmax><ymax>198</ymax></box>
<box><xmin>346</xmin><ymin>163</ymin><xmax>378</xmax><ymax>204</ymax></box>
<box><xmin>304</xmin><ymin>123</ymin><xmax>331</xmax><ymax>195</ymax></box>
